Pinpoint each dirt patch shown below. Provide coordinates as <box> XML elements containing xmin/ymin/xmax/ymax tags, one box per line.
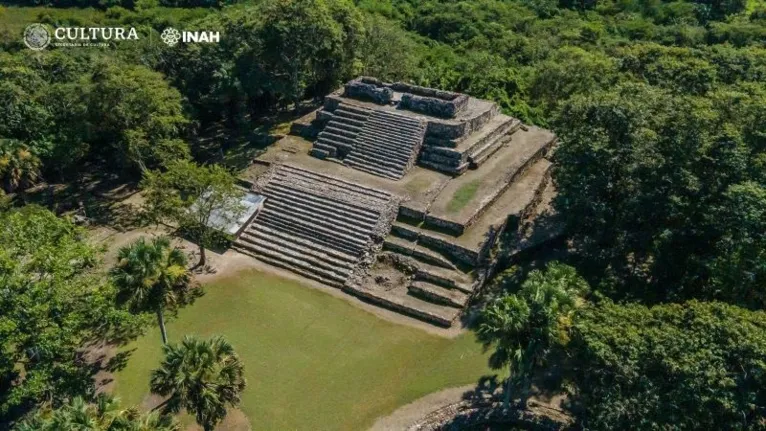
<box><xmin>369</xmin><ymin>385</ymin><xmax>476</xmax><ymax>431</ymax></box>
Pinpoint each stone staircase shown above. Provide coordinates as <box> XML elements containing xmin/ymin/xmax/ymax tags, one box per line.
<box><xmin>311</xmin><ymin>103</ymin><xmax>372</xmax><ymax>159</ymax></box>
<box><xmin>419</xmin><ymin>114</ymin><xmax>521</xmax><ymax>175</ymax></box>
<box><xmin>234</xmin><ymin>164</ymin><xmax>392</xmax><ymax>287</ymax></box>
<box><xmin>377</xmin><ymin>223</ymin><xmax>476</xmax><ymax>325</ymax></box>
<box><xmin>344</xmin><ymin>109</ymin><xmax>426</xmax><ymax>180</ymax></box>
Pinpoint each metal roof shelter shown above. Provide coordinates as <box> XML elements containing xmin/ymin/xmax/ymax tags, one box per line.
<box><xmin>203</xmin><ymin>191</ymin><xmax>266</xmax><ymax>237</ymax></box>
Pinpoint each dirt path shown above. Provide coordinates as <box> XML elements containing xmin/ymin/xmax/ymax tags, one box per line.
<box><xmin>368</xmin><ymin>385</ymin><xmax>476</xmax><ymax>431</ymax></box>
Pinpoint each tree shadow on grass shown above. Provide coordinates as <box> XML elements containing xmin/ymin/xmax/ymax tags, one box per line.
<box><xmin>106</xmin><ymin>349</ymin><xmax>136</xmax><ymax>373</ymax></box>
<box><xmin>21</xmin><ymin>173</ymin><xmax>146</xmax><ymax>231</ymax></box>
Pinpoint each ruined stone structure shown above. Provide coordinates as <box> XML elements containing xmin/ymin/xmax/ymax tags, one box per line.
<box><xmin>237</xmin><ymin>77</ymin><xmax>558</xmax><ymax>327</ymax></box>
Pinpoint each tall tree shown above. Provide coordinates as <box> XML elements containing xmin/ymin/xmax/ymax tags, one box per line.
<box><xmin>0</xmin><ymin>206</ymin><xmax>141</xmax><ymax>422</ymax></box>
<box><xmin>570</xmin><ymin>300</ymin><xmax>766</xmax><ymax>430</ymax></box>
<box><xmin>141</xmin><ymin>160</ymin><xmax>245</xmax><ymax>267</ymax></box>
<box><xmin>111</xmin><ymin>236</ymin><xmax>197</xmax><ymax>344</ymax></box>
<box><xmin>150</xmin><ymin>336</ymin><xmax>247</xmax><ymax>431</ymax></box>
<box><xmin>89</xmin><ymin>64</ymin><xmax>189</xmax><ymax>173</ymax></box>
<box><xmin>476</xmin><ymin>262</ymin><xmax>589</xmax><ymax>408</ymax></box>
<box><xmin>15</xmin><ymin>395</ymin><xmax>179</xmax><ymax>431</ymax></box>
<box><xmin>256</xmin><ymin>0</ymin><xmax>364</xmax><ymax>108</ymax></box>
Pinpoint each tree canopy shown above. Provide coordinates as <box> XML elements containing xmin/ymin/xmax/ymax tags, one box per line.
<box><xmin>150</xmin><ymin>335</ymin><xmax>246</xmax><ymax>431</ymax></box>
<box><xmin>15</xmin><ymin>395</ymin><xmax>179</xmax><ymax>431</ymax></box>
<box><xmin>0</xmin><ymin>206</ymin><xmax>142</xmax><ymax>422</ymax></box>
<box><xmin>111</xmin><ymin>236</ymin><xmax>198</xmax><ymax>344</ymax></box>
<box><xmin>477</xmin><ymin>262</ymin><xmax>589</xmax><ymax>406</ymax></box>
<box><xmin>570</xmin><ymin>300</ymin><xmax>766</xmax><ymax>430</ymax></box>
<box><xmin>141</xmin><ymin>160</ymin><xmax>245</xmax><ymax>266</ymax></box>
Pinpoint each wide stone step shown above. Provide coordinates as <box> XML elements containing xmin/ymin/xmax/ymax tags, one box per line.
<box><xmin>358</xmin><ymin>126</ymin><xmax>421</xmax><ymax>143</ymax></box>
<box><xmin>254</xmin><ymin>215</ymin><xmax>362</xmax><ymax>257</ymax></box>
<box><xmin>309</xmin><ymin>148</ymin><xmax>329</xmax><ymax>159</ymax></box>
<box><xmin>468</xmin><ymin>122</ymin><xmax>521</xmax><ymax>165</ymax></box>
<box><xmin>363</xmin><ymin>121</ymin><xmax>423</xmax><ymax>139</ymax></box>
<box><xmin>334</xmin><ymin>108</ymin><xmax>369</xmax><ymax>122</ymax></box>
<box><xmin>370</xmin><ymin>111</ymin><xmax>423</xmax><ymax>128</ymax></box>
<box><xmin>353</xmin><ymin>140</ymin><xmax>414</xmax><ymax>162</ymax></box>
<box><xmin>408</xmin><ymin>281</ymin><xmax>468</xmax><ymax>308</ymax></box>
<box><xmin>270</xmin><ymin>170</ymin><xmax>390</xmax><ymax>209</ymax></box>
<box><xmin>337</xmin><ymin>104</ymin><xmax>373</xmax><ymax>117</ymax></box>
<box><xmin>234</xmin><ymin>245</ymin><xmax>345</xmax><ymax>288</ymax></box>
<box><xmin>234</xmin><ymin>239</ymin><xmax>349</xmax><ymax>279</ymax></box>
<box><xmin>418</xmin><ymin>159</ymin><xmax>470</xmax><ymax>175</ymax></box>
<box><xmin>264</xmin><ymin>192</ymin><xmax>377</xmax><ymax>231</ymax></box>
<box><xmin>347</xmin><ymin>149</ymin><xmax>409</xmax><ymax>169</ymax></box>
<box><xmin>344</xmin><ymin>159</ymin><xmax>403</xmax><ymax>180</ymax></box>
<box><xmin>345</xmin><ymin>152</ymin><xmax>408</xmax><ymax>172</ymax></box>
<box><xmin>318</xmin><ymin>130</ymin><xmax>355</xmax><ymax>146</ymax></box>
<box><xmin>260</xmin><ymin>205</ymin><xmax>369</xmax><ymax>244</ymax></box>
<box><xmin>258</xmin><ymin>209</ymin><xmax>369</xmax><ymax>250</ymax></box>
<box><xmin>240</xmin><ymin>231</ymin><xmax>354</xmax><ymax>273</ymax></box>
<box><xmin>312</xmin><ymin>142</ymin><xmax>337</xmax><ymax>158</ymax></box>
<box><xmin>324</xmin><ymin>125</ymin><xmax>358</xmax><ymax>139</ymax></box>
<box><xmin>330</xmin><ymin>115</ymin><xmax>366</xmax><ymax>129</ymax></box>
<box><xmin>361</xmin><ymin>126</ymin><xmax>423</xmax><ymax>144</ymax></box>
<box><xmin>413</xmin><ymin>263</ymin><xmax>473</xmax><ymax>294</ymax></box>
<box><xmin>316</xmin><ymin>135</ymin><xmax>354</xmax><ymax>152</ymax></box>
<box><xmin>265</xmin><ymin>182</ymin><xmax>380</xmax><ymax>226</ymax></box>
<box><xmin>418</xmin><ymin>151</ymin><xmax>464</xmax><ymax>168</ymax></box>
<box><xmin>357</xmin><ymin>133</ymin><xmax>420</xmax><ymax>153</ymax></box>
<box><xmin>277</xmin><ymin>164</ymin><xmax>392</xmax><ymax>202</ymax></box>
<box><xmin>343</xmin><ymin>284</ymin><xmax>460</xmax><ymax>327</ymax></box>
<box><xmin>325</xmin><ymin>118</ymin><xmax>364</xmax><ymax>133</ymax></box>
<box><xmin>383</xmin><ymin>236</ymin><xmax>456</xmax><ymax>269</ymax></box>
<box><xmin>470</xmin><ymin>135</ymin><xmax>510</xmax><ymax>167</ymax></box>
<box><xmin>265</xmin><ymin>181</ymin><xmax>381</xmax><ymax>222</ymax></box>
<box><xmin>263</xmin><ymin>196</ymin><xmax>374</xmax><ymax>235</ymax></box>
<box><xmin>248</xmin><ymin>224</ymin><xmax>357</xmax><ymax>263</ymax></box>
<box><xmin>455</xmin><ymin>115</ymin><xmax>521</xmax><ymax>156</ymax></box>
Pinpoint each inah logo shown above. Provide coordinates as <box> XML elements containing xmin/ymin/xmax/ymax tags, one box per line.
<box><xmin>161</xmin><ymin>28</ymin><xmax>182</xmax><ymax>46</ymax></box>
<box><xmin>161</xmin><ymin>27</ymin><xmax>220</xmax><ymax>46</ymax></box>
<box><xmin>24</xmin><ymin>24</ymin><xmax>51</xmax><ymax>51</ymax></box>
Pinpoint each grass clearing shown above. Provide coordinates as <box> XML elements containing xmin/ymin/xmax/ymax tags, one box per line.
<box><xmin>112</xmin><ymin>269</ymin><xmax>492</xmax><ymax>430</ymax></box>
<box><xmin>447</xmin><ymin>179</ymin><xmax>482</xmax><ymax>213</ymax></box>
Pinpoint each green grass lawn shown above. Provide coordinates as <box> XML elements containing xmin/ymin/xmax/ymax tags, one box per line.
<box><xmin>112</xmin><ymin>269</ymin><xmax>492</xmax><ymax>430</ymax></box>
<box><xmin>447</xmin><ymin>180</ymin><xmax>482</xmax><ymax>213</ymax></box>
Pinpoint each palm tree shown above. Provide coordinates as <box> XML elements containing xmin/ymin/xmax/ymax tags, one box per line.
<box><xmin>15</xmin><ymin>395</ymin><xmax>179</xmax><ymax>431</ymax></box>
<box><xmin>0</xmin><ymin>139</ymin><xmax>42</xmax><ymax>194</ymax></box>
<box><xmin>150</xmin><ymin>335</ymin><xmax>247</xmax><ymax>431</ymax></box>
<box><xmin>111</xmin><ymin>236</ymin><xmax>194</xmax><ymax>344</ymax></box>
<box><xmin>476</xmin><ymin>262</ymin><xmax>589</xmax><ymax>408</ymax></box>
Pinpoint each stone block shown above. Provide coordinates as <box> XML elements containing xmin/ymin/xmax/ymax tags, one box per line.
<box><xmin>344</xmin><ymin>80</ymin><xmax>393</xmax><ymax>104</ymax></box>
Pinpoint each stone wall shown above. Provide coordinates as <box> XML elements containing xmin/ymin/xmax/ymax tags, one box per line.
<box><xmin>391</xmin><ymin>82</ymin><xmax>466</xmax><ymax>102</ymax></box>
<box><xmin>343</xmin><ymin>77</ymin><xmax>393</xmax><ymax>104</ymax></box>
<box><xmin>400</xmin><ymin>93</ymin><xmax>467</xmax><ymax>119</ymax></box>
<box><xmin>424</xmin><ymin>103</ymin><xmax>498</xmax><ymax>140</ymax></box>
<box><xmin>395</xmin><ymin>80</ymin><xmax>471</xmax><ymax>119</ymax></box>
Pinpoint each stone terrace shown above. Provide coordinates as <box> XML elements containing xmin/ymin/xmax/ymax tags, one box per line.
<box><xmin>234</xmin><ymin>164</ymin><xmax>397</xmax><ymax>287</ymax></box>
<box><xmin>237</xmin><ymin>78</ymin><xmax>558</xmax><ymax>327</ymax></box>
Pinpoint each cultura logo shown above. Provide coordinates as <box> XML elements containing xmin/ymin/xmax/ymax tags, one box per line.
<box><xmin>24</xmin><ymin>23</ymin><xmax>51</xmax><ymax>51</ymax></box>
<box><xmin>161</xmin><ymin>27</ymin><xmax>182</xmax><ymax>47</ymax></box>
<box><xmin>22</xmin><ymin>23</ymin><xmax>139</xmax><ymax>49</ymax></box>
